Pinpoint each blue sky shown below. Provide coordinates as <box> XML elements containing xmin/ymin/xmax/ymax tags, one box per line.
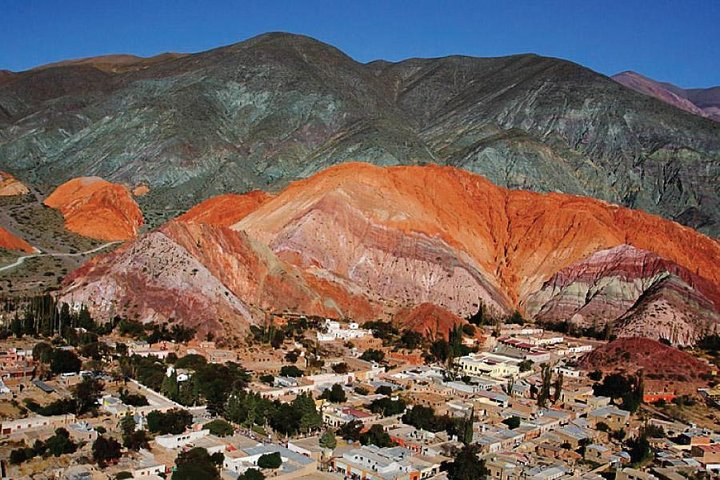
<box><xmin>2</xmin><ymin>0</ymin><xmax>718</xmax><ymax>87</ymax></box>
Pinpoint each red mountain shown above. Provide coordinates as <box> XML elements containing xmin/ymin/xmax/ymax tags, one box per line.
<box><xmin>60</xmin><ymin>163</ymin><xmax>720</xmax><ymax>343</ymax></box>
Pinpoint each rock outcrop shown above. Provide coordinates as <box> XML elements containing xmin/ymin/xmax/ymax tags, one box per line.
<box><xmin>393</xmin><ymin>303</ymin><xmax>470</xmax><ymax>340</ymax></box>
<box><xmin>614</xmin><ymin>275</ymin><xmax>720</xmax><ymax>346</ymax></box>
<box><xmin>526</xmin><ymin>245</ymin><xmax>720</xmax><ymax>344</ymax></box>
<box><xmin>579</xmin><ymin>337</ymin><xmax>711</xmax><ymax>396</ymax></box>
<box><xmin>0</xmin><ymin>226</ymin><xmax>34</xmax><ymax>253</ymax></box>
<box><xmin>1</xmin><ymin>33</ymin><xmax>719</xmax><ymax>235</ymax></box>
<box><xmin>178</xmin><ymin>191</ymin><xmax>270</xmax><ymax>226</ymax></box>
<box><xmin>613</xmin><ymin>71</ymin><xmax>720</xmax><ymax>122</ymax></box>
<box><xmin>0</xmin><ymin>171</ymin><xmax>29</xmax><ymax>196</ymax></box>
<box><xmin>61</xmin><ymin>163</ymin><xmax>720</xmax><ymax>339</ymax></box>
<box><xmin>44</xmin><ymin>177</ymin><xmax>144</xmax><ymax>241</ymax></box>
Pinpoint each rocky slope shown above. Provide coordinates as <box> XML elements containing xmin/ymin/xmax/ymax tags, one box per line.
<box><xmin>579</xmin><ymin>337</ymin><xmax>711</xmax><ymax>396</ymax></box>
<box><xmin>0</xmin><ymin>226</ymin><xmax>34</xmax><ymax>253</ymax></box>
<box><xmin>614</xmin><ymin>275</ymin><xmax>720</xmax><ymax>346</ymax></box>
<box><xmin>613</xmin><ymin>71</ymin><xmax>720</xmax><ymax>122</ymax></box>
<box><xmin>526</xmin><ymin>245</ymin><xmax>720</xmax><ymax>345</ymax></box>
<box><xmin>0</xmin><ymin>171</ymin><xmax>29</xmax><ymax>196</ymax></box>
<box><xmin>178</xmin><ymin>191</ymin><xmax>271</xmax><ymax>226</ymax></box>
<box><xmin>393</xmin><ymin>303</ymin><xmax>470</xmax><ymax>341</ymax></box>
<box><xmin>60</xmin><ymin>163</ymin><xmax>720</xmax><ymax>340</ymax></box>
<box><xmin>0</xmin><ymin>33</ymin><xmax>718</xmax><ymax>234</ymax></box>
<box><xmin>44</xmin><ymin>177</ymin><xmax>144</xmax><ymax>241</ymax></box>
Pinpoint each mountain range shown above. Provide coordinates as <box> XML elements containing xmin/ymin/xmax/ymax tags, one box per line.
<box><xmin>1</xmin><ymin>32</ymin><xmax>719</xmax><ymax>235</ymax></box>
<box><xmin>612</xmin><ymin>71</ymin><xmax>720</xmax><ymax>122</ymax></box>
<box><xmin>1</xmin><ymin>33</ymin><xmax>719</xmax><ymax>346</ymax></box>
<box><xmin>58</xmin><ymin>163</ymin><xmax>720</xmax><ymax>346</ymax></box>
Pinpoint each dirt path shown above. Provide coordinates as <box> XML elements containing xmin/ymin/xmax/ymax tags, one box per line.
<box><xmin>0</xmin><ymin>241</ymin><xmax>120</xmax><ymax>273</ymax></box>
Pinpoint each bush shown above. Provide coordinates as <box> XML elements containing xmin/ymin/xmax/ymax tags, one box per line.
<box><xmin>360</xmin><ymin>424</ymin><xmax>394</xmax><ymax>447</ymax></box>
<box><xmin>147</xmin><ymin>409</ymin><xmax>193</xmax><ymax>435</ymax></box>
<box><xmin>332</xmin><ymin>362</ymin><xmax>349</xmax><ymax>374</ymax></box>
<box><xmin>205</xmin><ymin>419</ymin><xmax>234</xmax><ymax>437</ymax></box>
<box><xmin>502</xmin><ymin>416</ymin><xmax>521</xmax><ymax>429</ymax></box>
<box><xmin>257</xmin><ymin>452</ymin><xmax>282</xmax><ymax>469</ymax></box>
<box><xmin>319</xmin><ymin>430</ymin><xmax>337</xmax><ymax>449</ymax></box>
<box><xmin>93</xmin><ymin>436</ymin><xmax>122</xmax><ymax>467</ymax></box>
<box><xmin>360</xmin><ymin>349</ymin><xmax>385</xmax><ymax>363</ymax></box>
<box><xmin>319</xmin><ymin>383</ymin><xmax>347</xmax><ymax>403</ymax></box>
<box><xmin>175</xmin><ymin>354</ymin><xmax>207</xmax><ymax>370</ymax></box>
<box><xmin>50</xmin><ymin>349</ymin><xmax>82</xmax><ymax>374</ymax></box>
<box><xmin>240</xmin><ymin>469</ymin><xmax>265</xmax><ymax>480</ymax></box>
<box><xmin>375</xmin><ymin>385</ymin><xmax>393</xmax><ymax>396</ymax></box>
<box><xmin>119</xmin><ymin>389</ymin><xmax>149</xmax><ymax>407</ymax></box>
<box><xmin>368</xmin><ymin>397</ymin><xmax>406</xmax><ymax>417</ymax></box>
<box><xmin>279</xmin><ymin>365</ymin><xmax>303</xmax><ymax>377</ymax></box>
<box><xmin>173</xmin><ymin>447</ymin><xmax>222</xmax><ymax>480</ymax></box>
<box><xmin>518</xmin><ymin>359</ymin><xmax>533</xmax><ymax>372</ymax></box>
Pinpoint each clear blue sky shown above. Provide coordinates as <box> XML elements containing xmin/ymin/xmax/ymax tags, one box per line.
<box><xmin>2</xmin><ymin>0</ymin><xmax>719</xmax><ymax>87</ymax></box>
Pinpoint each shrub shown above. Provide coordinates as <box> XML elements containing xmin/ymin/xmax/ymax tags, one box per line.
<box><xmin>279</xmin><ymin>365</ymin><xmax>303</xmax><ymax>377</ymax></box>
<box><xmin>205</xmin><ymin>419</ymin><xmax>234</xmax><ymax>437</ymax></box>
<box><xmin>360</xmin><ymin>349</ymin><xmax>385</xmax><ymax>363</ymax></box>
<box><xmin>257</xmin><ymin>452</ymin><xmax>282</xmax><ymax>469</ymax></box>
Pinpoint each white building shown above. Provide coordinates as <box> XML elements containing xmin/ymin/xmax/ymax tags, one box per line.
<box><xmin>317</xmin><ymin>319</ymin><xmax>370</xmax><ymax>342</ymax></box>
<box><xmin>456</xmin><ymin>352</ymin><xmax>520</xmax><ymax>379</ymax></box>
<box><xmin>1</xmin><ymin>414</ymin><xmax>76</xmax><ymax>435</ymax></box>
<box><xmin>333</xmin><ymin>445</ymin><xmax>439</xmax><ymax>480</ymax></box>
<box><xmin>155</xmin><ymin>429</ymin><xmax>209</xmax><ymax>449</ymax></box>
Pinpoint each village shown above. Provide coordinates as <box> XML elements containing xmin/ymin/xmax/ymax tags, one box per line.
<box><xmin>0</xmin><ymin>309</ymin><xmax>719</xmax><ymax>480</ymax></box>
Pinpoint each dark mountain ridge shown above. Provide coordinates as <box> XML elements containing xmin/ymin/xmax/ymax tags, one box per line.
<box><xmin>1</xmin><ymin>32</ymin><xmax>719</xmax><ymax>234</ymax></box>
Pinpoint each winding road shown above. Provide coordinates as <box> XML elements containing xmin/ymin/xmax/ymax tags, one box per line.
<box><xmin>0</xmin><ymin>241</ymin><xmax>120</xmax><ymax>274</ymax></box>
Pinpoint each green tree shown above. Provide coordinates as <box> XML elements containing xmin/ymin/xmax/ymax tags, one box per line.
<box><xmin>338</xmin><ymin>420</ymin><xmax>363</xmax><ymax>442</ymax></box>
<box><xmin>359</xmin><ymin>349</ymin><xmax>385</xmax><ymax>363</ymax></box>
<box><xmin>257</xmin><ymin>452</ymin><xmax>282</xmax><ymax>469</ymax></box>
<box><xmin>147</xmin><ymin>409</ymin><xmax>193</xmax><ymax>435</ymax></box>
<box><xmin>537</xmin><ymin>364</ymin><xmax>552</xmax><ymax>408</ymax></box>
<box><xmin>332</xmin><ymin>363</ymin><xmax>349</xmax><ymax>374</ymax></box>
<box><xmin>51</xmin><ymin>349</ymin><xmax>82</xmax><ymax>374</ymax></box>
<box><xmin>319</xmin><ymin>383</ymin><xmax>347</xmax><ymax>403</ymax></box>
<box><xmin>360</xmin><ymin>424</ymin><xmax>394</xmax><ymax>447</ymax></box>
<box><xmin>507</xmin><ymin>310</ymin><xmax>525</xmax><ymax>325</ymax></box>
<box><xmin>93</xmin><ymin>436</ymin><xmax>122</xmax><ymax>467</ymax></box>
<box><xmin>430</xmin><ymin>339</ymin><xmax>450</xmax><ymax>362</ymax></box>
<box><xmin>45</xmin><ymin>428</ymin><xmax>77</xmax><ymax>457</ymax></box>
<box><xmin>593</xmin><ymin>372</ymin><xmax>643</xmax><ymax>412</ymax></box>
<box><xmin>627</xmin><ymin>428</ymin><xmax>653</xmax><ymax>465</ymax></box>
<box><xmin>73</xmin><ymin>376</ymin><xmax>104</xmax><ymax>414</ymax></box>
<box><xmin>294</xmin><ymin>393</ymin><xmax>322</xmax><ymax>433</ymax></box>
<box><xmin>205</xmin><ymin>419</ymin><xmax>234</xmax><ymax>437</ymax></box>
<box><xmin>553</xmin><ymin>372</ymin><xmax>564</xmax><ymax>403</ymax></box>
<box><xmin>399</xmin><ymin>330</ymin><xmax>423</xmax><ymax>350</ymax></box>
<box><xmin>375</xmin><ymin>385</ymin><xmax>393</xmax><ymax>396</ymax></box>
<box><xmin>120</xmin><ymin>412</ymin><xmax>136</xmax><ymax>438</ymax></box>
<box><xmin>368</xmin><ymin>397</ymin><xmax>406</xmax><ymax>417</ymax></box>
<box><xmin>460</xmin><ymin>408</ymin><xmax>475</xmax><ymax>446</ymax></box>
<box><xmin>175</xmin><ymin>354</ymin><xmax>207</xmax><ymax>370</ymax></box>
<box><xmin>443</xmin><ymin>444</ymin><xmax>488</xmax><ymax>480</ymax></box>
<box><xmin>172</xmin><ymin>447</ymin><xmax>222</xmax><ymax>480</ymax></box>
<box><xmin>279</xmin><ymin>365</ymin><xmax>304</xmax><ymax>377</ymax></box>
<box><xmin>239</xmin><ymin>469</ymin><xmax>264</xmax><ymax>480</ymax></box>
<box><xmin>502</xmin><ymin>416</ymin><xmax>521</xmax><ymax>429</ymax></box>
<box><xmin>32</xmin><ymin>342</ymin><xmax>54</xmax><ymax>363</ymax></box>
<box><xmin>319</xmin><ymin>430</ymin><xmax>337</xmax><ymax>449</ymax></box>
